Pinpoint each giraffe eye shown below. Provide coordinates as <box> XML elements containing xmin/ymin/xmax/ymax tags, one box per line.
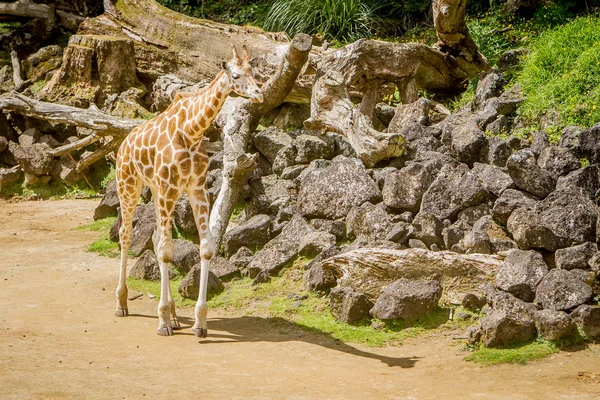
<box><xmin>232</xmin><ymin>73</ymin><xmax>240</xmax><ymax>79</ymax></box>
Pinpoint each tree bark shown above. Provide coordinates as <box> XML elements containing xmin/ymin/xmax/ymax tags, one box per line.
<box><xmin>209</xmin><ymin>33</ymin><xmax>312</xmax><ymax>248</ymax></box>
<box><xmin>0</xmin><ymin>0</ymin><xmax>85</xmax><ymax>31</ymax></box>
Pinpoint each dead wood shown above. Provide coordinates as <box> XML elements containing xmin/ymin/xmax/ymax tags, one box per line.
<box><xmin>0</xmin><ymin>0</ymin><xmax>84</xmax><ymax>31</ymax></box>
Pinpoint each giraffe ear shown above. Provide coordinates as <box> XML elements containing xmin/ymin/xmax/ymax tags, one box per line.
<box><xmin>231</xmin><ymin>44</ymin><xmax>240</xmax><ymax>61</ymax></box>
<box><xmin>241</xmin><ymin>45</ymin><xmax>250</xmax><ymax>61</ymax></box>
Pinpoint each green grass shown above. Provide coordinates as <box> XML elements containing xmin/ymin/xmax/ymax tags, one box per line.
<box><xmin>87</xmin><ymin>235</ymin><xmax>120</xmax><ymax>258</ymax></box>
<box><xmin>518</xmin><ymin>14</ymin><xmax>600</xmax><ymax>131</ymax></box>
<box><xmin>465</xmin><ymin>339</ymin><xmax>559</xmax><ymax>366</ymax></box>
<box><xmin>77</xmin><ymin>216</ymin><xmax>117</xmax><ymax>232</ymax></box>
<box><xmin>0</xmin><ymin>179</ymin><xmax>97</xmax><ymax>200</ymax></box>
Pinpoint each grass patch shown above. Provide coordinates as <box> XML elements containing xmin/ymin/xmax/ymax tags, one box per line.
<box><xmin>0</xmin><ymin>178</ymin><xmax>97</xmax><ymax>200</ymax></box>
<box><xmin>465</xmin><ymin>339</ymin><xmax>559</xmax><ymax>366</ymax></box>
<box><xmin>87</xmin><ymin>235</ymin><xmax>119</xmax><ymax>258</ymax></box>
<box><xmin>77</xmin><ymin>216</ymin><xmax>117</xmax><ymax>232</ymax></box>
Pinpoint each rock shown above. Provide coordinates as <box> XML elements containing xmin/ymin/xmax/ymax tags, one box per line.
<box><xmin>489</xmin><ymin>290</ymin><xmax>539</xmax><ymax>321</ymax></box>
<box><xmin>497</xmin><ymin>48</ymin><xmax>529</xmax><ymax>72</ymax></box>
<box><xmin>223</xmin><ymin>214</ymin><xmax>271</xmax><ymax>257</ymax></box>
<box><xmin>298</xmin><ymin>231</ymin><xmax>337</xmax><ymax>257</ymax></box>
<box><xmin>457</xmin><ymin>203</ymin><xmax>491</xmax><ymax>227</ymax></box>
<box><xmin>486</xmin><ymin>115</ymin><xmax>510</xmax><ymax>136</ymax></box>
<box><xmin>298</xmin><ymin>157</ymin><xmax>381</xmax><ymax>219</ymax></box>
<box><xmin>462</xmin><ymin>293</ymin><xmax>484</xmax><ymax>311</ymax></box>
<box><xmin>411</xmin><ymin>212</ymin><xmax>444</xmax><ymax>248</ymax></box>
<box><xmin>556</xmin><ymin>165</ymin><xmax>600</xmax><ymax>201</ymax></box>
<box><xmin>559</xmin><ymin>125</ymin><xmax>584</xmax><ymax>153</ymax></box>
<box><xmin>537</xmin><ymin>146</ymin><xmax>580</xmax><ymax>177</ymax></box>
<box><xmin>382</xmin><ymin>156</ymin><xmax>445</xmax><ymax>213</ymax></box>
<box><xmin>386</xmin><ymin>221</ymin><xmax>413</xmax><ymax>244</ymax></box>
<box><xmin>252</xmin><ymin>269</ymin><xmax>271</xmax><ymax>285</ymax></box>
<box><xmin>442</xmin><ymin>221</ymin><xmax>469</xmax><ymax>251</ymax></box>
<box><xmin>129</xmin><ymin>250</ymin><xmax>176</xmax><ymax>281</ymax></box>
<box><xmin>18</xmin><ymin>128</ymin><xmax>42</xmax><ymax>147</ymax></box>
<box><xmin>0</xmin><ymin>166</ymin><xmax>22</xmax><ymax>187</ymax></box>
<box><xmin>461</xmin><ymin>217</ymin><xmax>492</xmax><ymax>255</ymax></box>
<box><xmin>495</xmin><ymin>250</ymin><xmax>548</xmax><ymax>302</ymax></box>
<box><xmin>273</xmin><ymin>103</ymin><xmax>311</xmax><ymax>130</ymax></box>
<box><xmin>480</xmin><ymin>310</ymin><xmax>536</xmax><ymax>348</ymax></box>
<box><xmin>294</xmin><ymin>133</ymin><xmax>334</xmax><ymax>163</ymax></box>
<box><xmin>445</xmin><ymin>120</ymin><xmax>487</xmax><ymax>166</ymax></box>
<box><xmin>471</xmin><ymin>163</ymin><xmax>514</xmax><ymax>197</ymax></box>
<box><xmin>305</xmin><ymin>263</ymin><xmax>337</xmax><ymax>293</ymax></box>
<box><xmin>170</xmin><ymin>239</ymin><xmax>200</xmax><ymax>275</ymax></box>
<box><xmin>507</xmin><ymin>188</ymin><xmax>597</xmax><ymax>252</ymax></box>
<box><xmin>22</xmin><ymin>45</ymin><xmax>63</xmax><ymax>83</ymax></box>
<box><xmin>496</xmin><ymin>84</ymin><xmax>526</xmax><ymax>115</ymax></box>
<box><xmin>246</xmin><ymin>215</ymin><xmax>314</xmax><ymax>277</ymax></box>
<box><xmin>555</xmin><ymin>242</ymin><xmax>597</xmax><ymax>271</ymax></box>
<box><xmin>93</xmin><ymin>180</ymin><xmax>120</xmax><ymax>220</ymax></box>
<box><xmin>479</xmin><ymin>136</ymin><xmax>512</xmax><ymax>167</ymax></box>
<box><xmin>210</xmin><ymin>256</ymin><xmax>240</xmax><ymax>281</ymax></box>
<box><xmin>420</xmin><ymin>163</ymin><xmax>489</xmax><ymax>221</ymax></box>
<box><xmin>492</xmin><ymin>189</ymin><xmax>537</xmax><ymax>226</ymax></box>
<box><xmin>173</xmin><ymin>194</ymin><xmax>197</xmax><ymax>237</ymax></box>
<box><xmin>370</xmin><ymin>278</ymin><xmax>442</xmax><ymax>320</ymax></box>
<box><xmin>178</xmin><ymin>264</ymin><xmax>222</xmax><ymax>300</ymax></box>
<box><xmin>388</xmin><ymin>98</ymin><xmax>432</xmax><ymax>130</ymax></box>
<box><xmin>474</xmin><ymin>69</ymin><xmax>504</xmax><ymax>109</ymax></box>
<box><xmin>229</xmin><ymin>246</ymin><xmax>254</xmax><ymax>270</ymax></box>
<box><xmin>571</xmin><ymin>305</ymin><xmax>600</xmax><ymax>339</ymax></box>
<box><xmin>10</xmin><ymin>142</ymin><xmax>54</xmax><ymax>176</ymax></box>
<box><xmin>322</xmin><ymin>248</ymin><xmax>503</xmax><ymax>303</ymax></box>
<box><xmin>0</xmin><ymin>136</ymin><xmax>7</xmax><ymax>154</ymax></box>
<box><xmin>310</xmin><ymin>219</ymin><xmax>346</xmax><ymax>241</ymax></box>
<box><xmin>51</xmin><ymin>158</ymin><xmax>79</xmax><ymax>187</ymax></box>
<box><xmin>534</xmin><ymin>310</ymin><xmax>576</xmax><ymax>341</ymax></box>
<box><xmin>272</xmin><ymin>144</ymin><xmax>297</xmax><ymax>175</ymax></box>
<box><xmin>580</xmin><ymin>123</ymin><xmax>600</xmax><ymax>164</ymax></box>
<box><xmin>252</xmin><ymin>127</ymin><xmax>294</xmax><ymax>164</ymax></box>
<box><xmin>129</xmin><ymin>204</ymin><xmax>156</xmax><ymax>257</ymax></box>
<box><xmin>530</xmin><ymin>130</ymin><xmax>549</xmax><ymax>157</ymax></box>
<box><xmin>280</xmin><ymin>164</ymin><xmax>307</xmax><ymax>180</ymax></box>
<box><xmin>506</xmin><ymin>135</ymin><xmax>529</xmax><ymax>151</ymax></box>
<box><xmin>536</xmin><ymin>269</ymin><xmax>593</xmax><ymax>311</ymax></box>
<box><xmin>329</xmin><ymin>287</ymin><xmax>374</xmax><ymax>323</ymax></box>
<box><xmin>506</xmin><ymin>149</ymin><xmax>556</xmax><ymax>198</ymax></box>
<box><xmin>375</xmin><ymin>102</ymin><xmax>396</xmax><ymax>127</ymax></box>
<box><xmin>346</xmin><ymin>202</ymin><xmax>393</xmax><ymax>241</ymax></box>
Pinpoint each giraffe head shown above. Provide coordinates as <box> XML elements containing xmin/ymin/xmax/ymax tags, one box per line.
<box><xmin>223</xmin><ymin>45</ymin><xmax>264</xmax><ymax>103</ymax></box>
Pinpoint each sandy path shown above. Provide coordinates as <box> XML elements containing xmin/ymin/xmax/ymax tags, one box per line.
<box><xmin>0</xmin><ymin>199</ymin><xmax>599</xmax><ymax>400</ymax></box>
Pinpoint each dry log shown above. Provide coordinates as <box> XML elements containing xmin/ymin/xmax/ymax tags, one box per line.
<box><xmin>0</xmin><ymin>0</ymin><xmax>84</xmax><ymax>31</ymax></box>
<box><xmin>209</xmin><ymin>33</ymin><xmax>312</xmax><ymax>248</ymax></box>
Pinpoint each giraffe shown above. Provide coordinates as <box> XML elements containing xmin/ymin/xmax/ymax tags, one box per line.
<box><xmin>114</xmin><ymin>45</ymin><xmax>263</xmax><ymax>337</ymax></box>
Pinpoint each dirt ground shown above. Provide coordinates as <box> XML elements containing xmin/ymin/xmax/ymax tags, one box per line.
<box><xmin>1</xmin><ymin>199</ymin><xmax>599</xmax><ymax>400</ymax></box>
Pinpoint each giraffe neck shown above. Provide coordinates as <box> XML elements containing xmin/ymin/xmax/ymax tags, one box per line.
<box><xmin>178</xmin><ymin>71</ymin><xmax>232</xmax><ymax>142</ymax></box>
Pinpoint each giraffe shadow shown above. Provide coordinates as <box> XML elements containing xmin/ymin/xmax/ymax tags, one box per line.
<box><xmin>128</xmin><ymin>313</ymin><xmax>420</xmax><ymax>368</ymax></box>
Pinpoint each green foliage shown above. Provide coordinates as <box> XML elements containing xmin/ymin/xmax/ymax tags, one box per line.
<box><xmin>465</xmin><ymin>339</ymin><xmax>559</xmax><ymax>366</ymax></box>
<box><xmin>100</xmin><ymin>164</ymin><xmax>116</xmax><ymax>190</ymax></box>
<box><xmin>518</xmin><ymin>14</ymin><xmax>600</xmax><ymax>130</ymax></box>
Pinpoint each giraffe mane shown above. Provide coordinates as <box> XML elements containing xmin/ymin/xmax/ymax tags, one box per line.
<box><xmin>172</xmin><ymin>70</ymin><xmax>226</xmax><ymax>103</ymax></box>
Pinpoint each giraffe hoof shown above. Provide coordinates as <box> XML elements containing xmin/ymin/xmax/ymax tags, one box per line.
<box><xmin>171</xmin><ymin>319</ymin><xmax>182</xmax><ymax>330</ymax></box>
<box><xmin>157</xmin><ymin>326</ymin><xmax>174</xmax><ymax>336</ymax></box>
<box><xmin>115</xmin><ymin>308</ymin><xmax>129</xmax><ymax>317</ymax></box>
<box><xmin>192</xmin><ymin>328</ymin><xmax>208</xmax><ymax>338</ymax></box>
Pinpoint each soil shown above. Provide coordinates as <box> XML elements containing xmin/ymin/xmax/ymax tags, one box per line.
<box><xmin>1</xmin><ymin>199</ymin><xmax>599</xmax><ymax>400</ymax></box>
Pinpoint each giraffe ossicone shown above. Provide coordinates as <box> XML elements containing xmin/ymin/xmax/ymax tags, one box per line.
<box><xmin>114</xmin><ymin>45</ymin><xmax>263</xmax><ymax>337</ymax></box>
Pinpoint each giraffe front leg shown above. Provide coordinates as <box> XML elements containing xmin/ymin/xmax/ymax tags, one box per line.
<box><xmin>154</xmin><ymin>199</ymin><xmax>178</xmax><ymax>337</ymax></box>
<box><xmin>187</xmin><ymin>185</ymin><xmax>216</xmax><ymax>338</ymax></box>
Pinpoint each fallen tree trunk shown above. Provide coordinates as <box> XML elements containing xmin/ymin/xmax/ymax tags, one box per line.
<box><xmin>0</xmin><ymin>0</ymin><xmax>85</xmax><ymax>31</ymax></box>
<box><xmin>210</xmin><ymin>33</ymin><xmax>312</xmax><ymax>248</ymax></box>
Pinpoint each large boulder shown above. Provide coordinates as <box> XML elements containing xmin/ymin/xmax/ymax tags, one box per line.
<box><xmin>10</xmin><ymin>142</ymin><xmax>54</xmax><ymax>176</ymax></box>
<box><xmin>420</xmin><ymin>163</ymin><xmax>489</xmax><ymax>221</ymax></box>
<box><xmin>507</xmin><ymin>149</ymin><xmax>556</xmax><ymax>198</ymax></box>
<box><xmin>129</xmin><ymin>204</ymin><xmax>156</xmax><ymax>257</ymax></box>
<box><xmin>555</xmin><ymin>242</ymin><xmax>597</xmax><ymax>271</ymax></box>
<box><xmin>210</xmin><ymin>256</ymin><xmax>240</xmax><ymax>281</ymax></box>
<box><xmin>491</xmin><ymin>189</ymin><xmax>537</xmax><ymax>226</ymax></box>
<box><xmin>252</xmin><ymin>127</ymin><xmax>293</xmax><ymax>164</ymax></box>
<box><xmin>298</xmin><ymin>231</ymin><xmax>337</xmax><ymax>257</ymax></box>
<box><xmin>471</xmin><ymin>163</ymin><xmax>514</xmax><ymax>197</ymax></box>
<box><xmin>297</xmin><ymin>157</ymin><xmax>381</xmax><ymax>219</ymax></box>
<box><xmin>535</xmin><ymin>269</ymin><xmax>593</xmax><ymax>311</ymax></box>
<box><xmin>346</xmin><ymin>202</ymin><xmax>393</xmax><ymax>241</ymax></box>
<box><xmin>94</xmin><ymin>180</ymin><xmax>120</xmax><ymax>220</ymax></box>
<box><xmin>495</xmin><ymin>250</ymin><xmax>548</xmax><ymax>302</ymax></box>
<box><xmin>294</xmin><ymin>133</ymin><xmax>334</xmax><ymax>163</ymax></box>
<box><xmin>537</xmin><ymin>146</ymin><xmax>580</xmax><ymax>177</ymax></box>
<box><xmin>411</xmin><ymin>212</ymin><xmax>444</xmax><ymax>248</ymax></box>
<box><xmin>479</xmin><ymin>136</ymin><xmax>512</xmax><ymax>167</ymax></box>
<box><xmin>329</xmin><ymin>287</ymin><xmax>374</xmax><ymax>324</ymax></box>
<box><xmin>444</xmin><ymin>120</ymin><xmax>487</xmax><ymax>166</ymax></box>
<box><xmin>173</xmin><ymin>194</ymin><xmax>197</xmax><ymax>237</ymax></box>
<box><xmin>321</xmin><ymin>248</ymin><xmax>502</xmax><ymax>304</ymax></box>
<box><xmin>534</xmin><ymin>310</ymin><xmax>576</xmax><ymax>341</ymax></box>
<box><xmin>507</xmin><ymin>188</ymin><xmax>597</xmax><ymax>251</ymax></box>
<box><xmin>178</xmin><ymin>264</ymin><xmax>223</xmax><ymax>300</ymax></box>
<box><xmin>170</xmin><ymin>239</ymin><xmax>200</xmax><ymax>275</ymax></box>
<box><xmin>222</xmin><ymin>214</ymin><xmax>271</xmax><ymax>257</ymax></box>
<box><xmin>579</xmin><ymin>123</ymin><xmax>600</xmax><ymax>164</ymax></box>
<box><xmin>129</xmin><ymin>250</ymin><xmax>176</xmax><ymax>281</ymax></box>
<box><xmin>369</xmin><ymin>278</ymin><xmax>442</xmax><ymax>320</ymax></box>
<box><xmin>480</xmin><ymin>310</ymin><xmax>536</xmax><ymax>348</ymax></box>
<box><xmin>571</xmin><ymin>305</ymin><xmax>600</xmax><ymax>339</ymax></box>
<box><xmin>556</xmin><ymin>165</ymin><xmax>600</xmax><ymax>201</ymax></box>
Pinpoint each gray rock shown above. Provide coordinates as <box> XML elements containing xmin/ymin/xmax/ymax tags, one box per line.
<box><xmin>420</xmin><ymin>163</ymin><xmax>490</xmax><ymax>221</ymax></box>
<box><xmin>375</xmin><ymin>102</ymin><xmax>396</xmax><ymax>127</ymax></box>
<box><xmin>580</xmin><ymin>123</ymin><xmax>600</xmax><ymax>164</ymax></box>
<box><xmin>252</xmin><ymin>269</ymin><xmax>271</xmax><ymax>285</ymax></box>
<box><xmin>560</xmin><ymin>125</ymin><xmax>584</xmax><ymax>153</ymax></box>
<box><xmin>369</xmin><ymin>278</ymin><xmax>442</xmax><ymax>320</ymax></box>
<box><xmin>298</xmin><ymin>157</ymin><xmax>380</xmax><ymax>219</ymax></box>
<box><xmin>537</xmin><ymin>146</ymin><xmax>580</xmax><ymax>177</ymax></box>
<box><xmin>497</xmin><ymin>48</ymin><xmax>529</xmax><ymax>72</ymax></box>
<box><xmin>534</xmin><ymin>310</ymin><xmax>576</xmax><ymax>341</ymax></box>
<box><xmin>490</xmin><ymin>290</ymin><xmax>539</xmax><ymax>321</ymax></box>
<box><xmin>310</xmin><ymin>219</ymin><xmax>346</xmax><ymax>241</ymax></box>
<box><xmin>10</xmin><ymin>142</ymin><xmax>54</xmax><ymax>176</ymax></box>
<box><xmin>173</xmin><ymin>194</ymin><xmax>197</xmax><ymax>237</ymax></box>
<box><xmin>492</xmin><ymin>189</ymin><xmax>537</xmax><ymax>226</ymax></box>
<box><xmin>479</xmin><ymin>136</ymin><xmax>512</xmax><ymax>167</ymax></box>
<box><xmin>0</xmin><ymin>165</ymin><xmax>21</xmax><ymax>187</ymax></box>
<box><xmin>129</xmin><ymin>204</ymin><xmax>156</xmax><ymax>257</ymax></box>
<box><xmin>130</xmin><ymin>250</ymin><xmax>161</xmax><ymax>281</ymax></box>
<box><xmin>496</xmin><ymin>84</ymin><xmax>526</xmax><ymax>115</ymax></box>
<box><xmin>346</xmin><ymin>202</ymin><xmax>393</xmax><ymax>241</ymax></box>
<box><xmin>475</xmin><ymin>98</ymin><xmax>500</xmax><ymax>130</ymax></box>
<box><xmin>305</xmin><ymin>263</ymin><xmax>337</xmax><ymax>293</ymax></box>
<box><xmin>536</xmin><ymin>269</ymin><xmax>593</xmax><ymax>311</ymax></box>
<box><xmin>246</xmin><ymin>215</ymin><xmax>313</xmax><ymax>277</ymax></box>
<box><xmin>555</xmin><ymin>242</ymin><xmax>597</xmax><ymax>271</ymax></box>
<box><xmin>530</xmin><ymin>130</ymin><xmax>549</xmax><ymax>157</ymax></box>
<box><xmin>496</xmin><ymin>250</ymin><xmax>548</xmax><ymax>302</ymax></box>
<box><xmin>411</xmin><ymin>212</ymin><xmax>444</xmax><ymax>248</ymax></box>
<box><xmin>556</xmin><ymin>165</ymin><xmax>599</xmax><ymax>201</ymax></box>
<box><xmin>329</xmin><ymin>287</ymin><xmax>374</xmax><ymax>324</ymax></box>
<box><xmin>486</xmin><ymin>115</ymin><xmax>510</xmax><ymax>136</ymax></box>
<box><xmin>272</xmin><ymin>144</ymin><xmax>298</xmax><ymax>175</ymax></box>
<box><xmin>507</xmin><ymin>149</ymin><xmax>556</xmax><ymax>198</ymax></box>
<box><xmin>295</xmin><ymin>133</ymin><xmax>334</xmax><ymax>163</ymax></box>
<box><xmin>480</xmin><ymin>310</ymin><xmax>536</xmax><ymax>347</ymax></box>
<box><xmin>474</xmin><ymin>69</ymin><xmax>504</xmax><ymax>109</ymax></box>
<box><xmin>471</xmin><ymin>163</ymin><xmax>514</xmax><ymax>197</ymax></box>
<box><xmin>447</xmin><ymin>120</ymin><xmax>487</xmax><ymax>166</ymax></box>
<box><xmin>386</xmin><ymin>221</ymin><xmax>413</xmax><ymax>244</ymax></box>
<box><xmin>457</xmin><ymin>203</ymin><xmax>491</xmax><ymax>227</ymax></box>
<box><xmin>462</xmin><ymin>293</ymin><xmax>484</xmax><ymax>311</ymax></box>
<box><xmin>178</xmin><ymin>264</ymin><xmax>222</xmax><ymax>299</ymax></box>
<box><xmin>210</xmin><ymin>256</ymin><xmax>240</xmax><ymax>281</ymax></box>
<box><xmin>507</xmin><ymin>188</ymin><xmax>597</xmax><ymax>252</ymax></box>
<box><xmin>408</xmin><ymin>238</ymin><xmax>428</xmax><ymax>249</ymax></box>
<box><xmin>273</xmin><ymin>103</ymin><xmax>311</xmax><ymax>130</ymax></box>
<box><xmin>280</xmin><ymin>164</ymin><xmax>307</xmax><ymax>180</ymax></box>
<box><xmin>94</xmin><ymin>180</ymin><xmax>120</xmax><ymax>220</ymax></box>
<box><xmin>443</xmin><ymin>221</ymin><xmax>469</xmax><ymax>251</ymax></box>
<box><xmin>170</xmin><ymin>239</ymin><xmax>200</xmax><ymax>274</ymax></box>
<box><xmin>571</xmin><ymin>305</ymin><xmax>600</xmax><ymax>339</ymax></box>
<box><xmin>18</xmin><ymin>128</ymin><xmax>42</xmax><ymax>147</ymax></box>
<box><xmin>298</xmin><ymin>231</ymin><xmax>337</xmax><ymax>257</ymax></box>
<box><xmin>461</xmin><ymin>217</ymin><xmax>492</xmax><ymax>255</ymax></box>
<box><xmin>253</xmin><ymin>127</ymin><xmax>293</xmax><ymax>164</ymax></box>
<box><xmin>223</xmin><ymin>214</ymin><xmax>271</xmax><ymax>257</ymax></box>
<box><xmin>382</xmin><ymin>158</ymin><xmax>442</xmax><ymax>213</ymax></box>
<box><xmin>229</xmin><ymin>246</ymin><xmax>254</xmax><ymax>270</ymax></box>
